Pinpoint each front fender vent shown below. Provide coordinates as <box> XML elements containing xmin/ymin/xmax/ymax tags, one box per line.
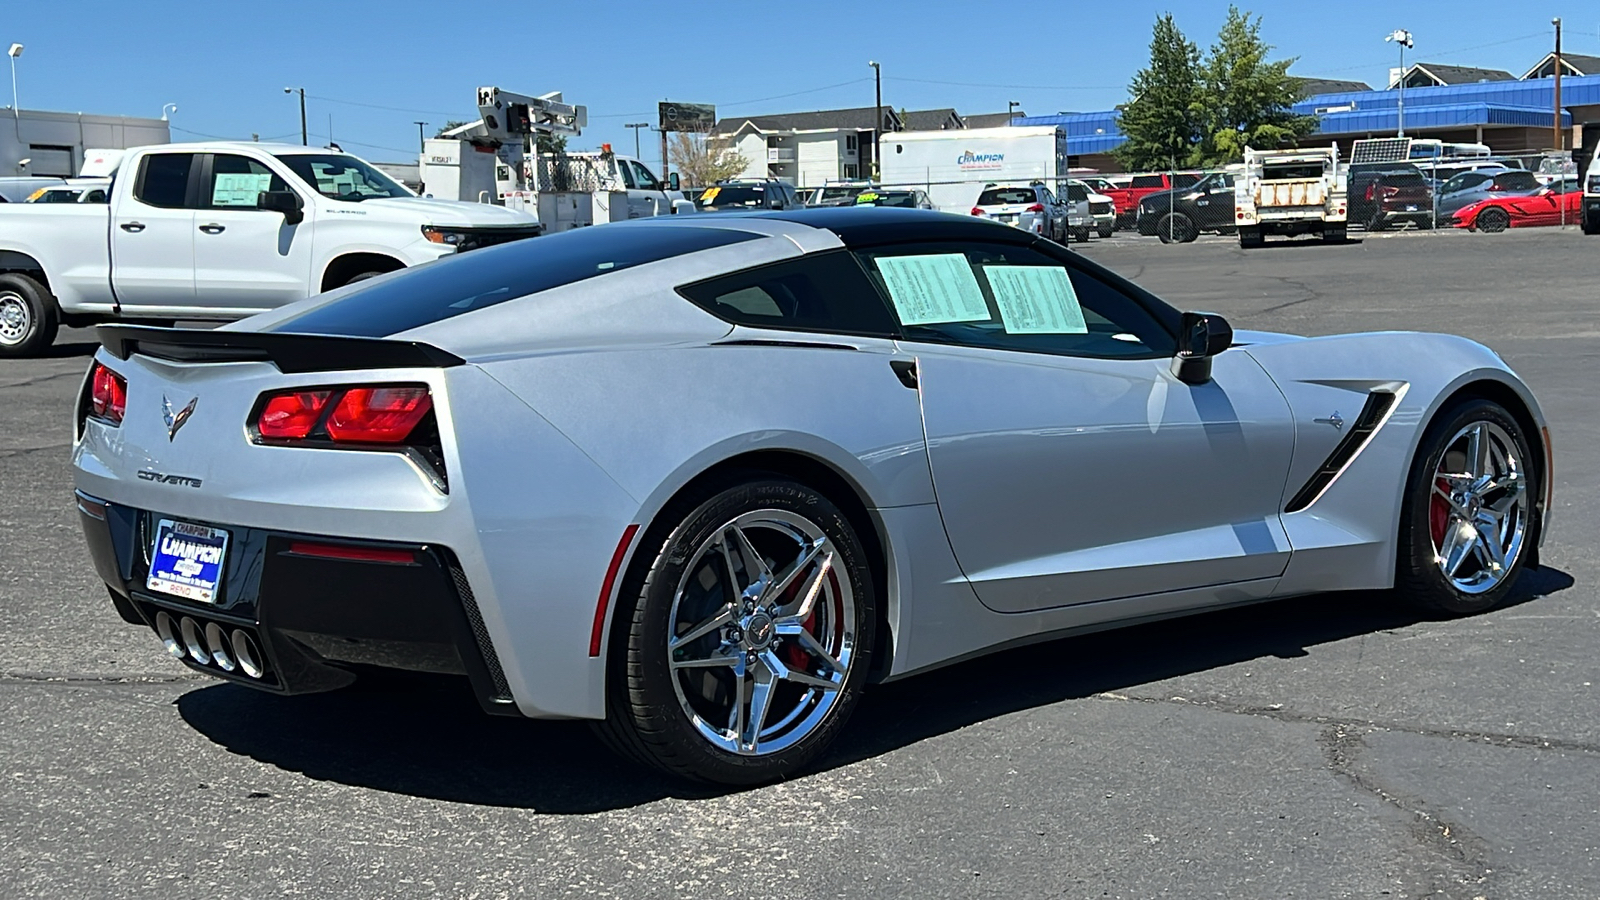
<box><xmin>1284</xmin><ymin>391</ymin><xmax>1398</xmax><ymax>513</ymax></box>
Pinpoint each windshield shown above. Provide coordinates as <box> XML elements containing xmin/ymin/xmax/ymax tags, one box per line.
<box><xmin>817</xmin><ymin>185</ymin><xmax>868</xmax><ymax>202</ymax></box>
<box><xmin>698</xmin><ymin>185</ymin><xmax>769</xmax><ymax>209</ymax></box>
<box><xmin>273</xmin><ymin>154</ymin><xmax>412</xmax><ymax>202</ymax></box>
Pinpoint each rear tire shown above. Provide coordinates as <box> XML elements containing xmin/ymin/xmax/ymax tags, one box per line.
<box><xmin>0</xmin><ymin>273</ymin><xmax>59</xmax><ymax>359</ymax></box>
<box><xmin>1157</xmin><ymin>213</ymin><xmax>1196</xmax><ymax>244</ymax></box>
<box><xmin>1477</xmin><ymin>208</ymin><xmax>1510</xmax><ymax>233</ymax></box>
<box><xmin>593</xmin><ymin>477</ymin><xmax>876</xmax><ymax>785</ymax></box>
<box><xmin>1582</xmin><ymin>213</ymin><xmax>1600</xmax><ymax>236</ymax></box>
<box><xmin>1396</xmin><ymin>399</ymin><xmax>1537</xmax><ymax>617</ymax></box>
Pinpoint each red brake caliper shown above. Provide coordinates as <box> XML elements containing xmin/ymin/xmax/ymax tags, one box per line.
<box><xmin>776</xmin><ymin>570</ymin><xmax>821</xmax><ymax>673</ymax></box>
<box><xmin>1430</xmin><ymin>477</ymin><xmax>1451</xmax><ymax>547</ymax></box>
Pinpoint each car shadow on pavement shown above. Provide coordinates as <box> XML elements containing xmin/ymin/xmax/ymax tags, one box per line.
<box><xmin>37</xmin><ymin>340</ymin><xmax>98</xmax><ymax>359</ymax></box>
<box><xmin>176</xmin><ymin>566</ymin><xmax>1572</xmax><ymax>814</ymax></box>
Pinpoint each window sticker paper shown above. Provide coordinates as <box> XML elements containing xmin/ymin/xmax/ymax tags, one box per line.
<box><xmin>876</xmin><ymin>254</ymin><xmax>990</xmax><ymax>325</ymax></box>
<box><xmin>983</xmin><ymin>265</ymin><xmax>1088</xmax><ymax>334</ymax></box>
<box><xmin>212</xmin><ymin>172</ymin><xmax>275</xmax><ymax>207</ymax></box>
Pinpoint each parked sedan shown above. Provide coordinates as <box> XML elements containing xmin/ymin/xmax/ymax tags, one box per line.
<box><xmin>1436</xmin><ymin>169</ymin><xmax>1541</xmax><ymax>219</ymax></box>
<box><xmin>75</xmin><ymin>208</ymin><xmax>1548</xmax><ymax>785</ymax></box>
<box><xmin>1453</xmin><ymin>179</ymin><xmax>1582</xmax><ymax>232</ymax></box>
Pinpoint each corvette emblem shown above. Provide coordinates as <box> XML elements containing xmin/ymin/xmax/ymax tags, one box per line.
<box><xmin>1314</xmin><ymin>411</ymin><xmax>1345</xmax><ymax>431</ymax></box>
<box><xmin>162</xmin><ymin>395</ymin><xmax>198</xmax><ymax>441</ymax></box>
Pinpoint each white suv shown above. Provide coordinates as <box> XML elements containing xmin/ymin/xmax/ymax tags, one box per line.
<box><xmin>970</xmin><ymin>183</ymin><xmax>1069</xmax><ymax>241</ymax></box>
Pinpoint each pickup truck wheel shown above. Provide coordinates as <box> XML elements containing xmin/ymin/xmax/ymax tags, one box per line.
<box><xmin>1156</xmin><ymin>213</ymin><xmax>1196</xmax><ymax>244</ymax></box>
<box><xmin>1096</xmin><ymin>224</ymin><xmax>1115</xmax><ymax>238</ymax></box>
<box><xmin>0</xmin><ymin>273</ymin><xmax>58</xmax><ymax>358</ymax></box>
<box><xmin>1582</xmin><ymin>216</ymin><xmax>1599</xmax><ymax>236</ymax></box>
<box><xmin>1072</xmin><ymin>228</ymin><xmax>1091</xmax><ymax>243</ymax></box>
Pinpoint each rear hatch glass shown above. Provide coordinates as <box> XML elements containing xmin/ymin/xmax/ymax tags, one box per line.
<box><xmin>977</xmin><ymin>187</ymin><xmax>1038</xmax><ymax>206</ymax></box>
<box><xmin>268</xmin><ymin>224</ymin><xmax>759</xmax><ymax>337</ymax></box>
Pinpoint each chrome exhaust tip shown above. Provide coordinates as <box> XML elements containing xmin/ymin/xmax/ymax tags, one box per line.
<box><xmin>154</xmin><ymin>612</ymin><xmax>186</xmax><ymax>660</ymax></box>
<box><xmin>230</xmin><ymin>629</ymin><xmax>264</xmax><ymax>679</ymax></box>
<box><xmin>204</xmin><ymin>622</ymin><xmax>235</xmax><ymax>672</ymax></box>
<box><xmin>179</xmin><ymin>617</ymin><xmax>210</xmax><ymax>665</ymax></box>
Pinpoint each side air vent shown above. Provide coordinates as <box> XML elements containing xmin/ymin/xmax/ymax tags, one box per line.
<box><xmin>1284</xmin><ymin>391</ymin><xmax>1398</xmax><ymax>513</ymax></box>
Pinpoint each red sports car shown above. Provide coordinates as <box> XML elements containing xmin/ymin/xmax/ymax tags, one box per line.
<box><xmin>1454</xmin><ymin>181</ymin><xmax>1581</xmax><ymax>232</ymax></box>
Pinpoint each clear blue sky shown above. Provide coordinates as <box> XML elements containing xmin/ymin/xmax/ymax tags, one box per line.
<box><xmin>6</xmin><ymin>0</ymin><xmax>1595</xmax><ymax>165</ymax></box>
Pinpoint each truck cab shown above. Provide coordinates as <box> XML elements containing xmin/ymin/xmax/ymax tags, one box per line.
<box><xmin>0</xmin><ymin>142</ymin><xmax>542</xmax><ymax>356</ymax></box>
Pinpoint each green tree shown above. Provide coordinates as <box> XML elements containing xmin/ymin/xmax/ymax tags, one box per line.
<box><xmin>1116</xmin><ymin>14</ymin><xmax>1206</xmax><ymax>171</ymax></box>
<box><xmin>434</xmin><ymin>120</ymin><xmax>470</xmax><ymax>137</ymax></box>
<box><xmin>1198</xmin><ymin>6</ymin><xmax>1316</xmax><ymax>162</ymax></box>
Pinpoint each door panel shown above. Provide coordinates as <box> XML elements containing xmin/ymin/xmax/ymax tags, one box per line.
<box><xmin>912</xmin><ymin>344</ymin><xmax>1297</xmax><ymax>613</ymax></box>
<box><xmin>110</xmin><ymin>152</ymin><xmax>198</xmax><ymax>309</ymax></box>
<box><xmin>191</xmin><ymin>154</ymin><xmax>315</xmax><ymax>313</ymax></box>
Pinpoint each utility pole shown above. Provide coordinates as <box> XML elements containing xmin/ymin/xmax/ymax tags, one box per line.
<box><xmin>284</xmin><ymin>87</ymin><xmax>307</xmax><ymax>145</ymax></box>
<box><xmin>1008</xmin><ymin>100</ymin><xmax>1019</xmax><ymax>122</ymax></box>
<box><xmin>869</xmin><ymin>61</ymin><xmax>882</xmax><ymax>181</ymax></box>
<box><xmin>1553</xmin><ymin>17</ymin><xmax>1564</xmax><ymax>152</ymax></box>
<box><xmin>625</xmin><ymin>122</ymin><xmax>648</xmax><ymax>159</ymax></box>
<box><xmin>1386</xmin><ymin>30</ymin><xmax>1413</xmax><ymax>138</ymax></box>
<box><xmin>414</xmin><ymin>121</ymin><xmax>427</xmax><ymax>155</ymax></box>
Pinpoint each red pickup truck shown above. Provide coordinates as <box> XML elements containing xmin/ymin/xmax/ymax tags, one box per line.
<box><xmin>1104</xmin><ymin>171</ymin><xmax>1204</xmax><ymax>225</ymax></box>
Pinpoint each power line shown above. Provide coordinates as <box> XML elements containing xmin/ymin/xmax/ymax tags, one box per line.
<box><xmin>1309</xmin><ymin>31</ymin><xmax>1550</xmax><ymax>75</ymax></box>
<box><xmin>305</xmin><ymin>93</ymin><xmax>459</xmax><ymax>117</ymax></box>
<box><xmin>720</xmin><ymin>78</ymin><xmax>874</xmax><ymax>109</ymax></box>
<box><xmin>888</xmin><ymin>76</ymin><xmax>1122</xmax><ymax>91</ymax></box>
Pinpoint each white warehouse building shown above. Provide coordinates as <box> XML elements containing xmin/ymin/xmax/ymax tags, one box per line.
<box><xmin>1</xmin><ymin>108</ymin><xmax>171</xmax><ymax>177</ymax></box>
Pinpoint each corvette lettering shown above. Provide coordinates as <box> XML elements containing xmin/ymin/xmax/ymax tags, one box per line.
<box><xmin>137</xmin><ymin>470</ymin><xmax>203</xmax><ymax>488</ymax></box>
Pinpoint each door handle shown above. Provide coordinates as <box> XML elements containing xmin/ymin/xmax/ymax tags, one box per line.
<box><xmin>198</xmin><ymin>224</ymin><xmax>226</xmax><ymax>234</ymax></box>
<box><xmin>890</xmin><ymin>359</ymin><xmax>919</xmax><ymax>390</ymax></box>
<box><xmin>119</xmin><ymin>222</ymin><xmax>145</xmax><ymax>232</ymax></box>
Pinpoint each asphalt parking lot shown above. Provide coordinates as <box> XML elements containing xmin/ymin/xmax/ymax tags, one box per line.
<box><xmin>3</xmin><ymin>226</ymin><xmax>1596</xmax><ymax>899</ymax></box>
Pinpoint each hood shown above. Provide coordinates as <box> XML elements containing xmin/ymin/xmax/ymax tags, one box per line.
<box><xmin>1230</xmin><ymin>328</ymin><xmax>1305</xmax><ymax>347</ymax></box>
<box><xmin>357</xmin><ymin>196</ymin><xmax>540</xmax><ymax>227</ymax></box>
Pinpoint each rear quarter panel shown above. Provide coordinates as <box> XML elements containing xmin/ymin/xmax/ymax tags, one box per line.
<box><xmin>0</xmin><ymin>205</ymin><xmax>115</xmax><ymax>310</ymax></box>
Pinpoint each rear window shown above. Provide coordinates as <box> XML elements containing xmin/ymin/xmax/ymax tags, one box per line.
<box><xmin>1382</xmin><ymin>173</ymin><xmax>1427</xmax><ymax>187</ymax></box>
<box><xmin>699</xmin><ymin>185</ymin><xmax>767</xmax><ymax>209</ymax></box>
<box><xmin>977</xmin><ymin>187</ymin><xmax>1039</xmax><ymax>206</ymax></box>
<box><xmin>1262</xmin><ymin>163</ymin><xmax>1324</xmax><ymax>180</ymax></box>
<box><xmin>1130</xmin><ymin>175</ymin><xmax>1164</xmax><ymax>189</ymax></box>
<box><xmin>270</xmin><ymin>224</ymin><xmax>759</xmax><ymax>337</ymax></box>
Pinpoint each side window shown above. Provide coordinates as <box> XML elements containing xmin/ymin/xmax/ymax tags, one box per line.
<box><xmin>617</xmin><ymin>162</ymin><xmax>638</xmax><ymax>189</ymax></box>
<box><xmin>1130</xmin><ymin>174</ymin><xmax>1163</xmax><ymax>189</ymax></box>
<box><xmin>854</xmin><ymin>242</ymin><xmax>1176</xmax><ymax>359</ymax></box>
<box><xmin>208</xmin><ymin>155</ymin><xmax>289</xmax><ymax>209</ymax></box>
<box><xmin>134</xmin><ymin>153</ymin><xmax>197</xmax><ymax>209</ymax></box>
<box><xmin>1173</xmin><ymin>173</ymin><xmax>1201</xmax><ymax>189</ymax></box>
<box><xmin>677</xmin><ymin>250</ymin><xmax>899</xmax><ymax>337</ymax></box>
<box><xmin>630</xmin><ymin>161</ymin><xmax>661</xmax><ymax>191</ymax></box>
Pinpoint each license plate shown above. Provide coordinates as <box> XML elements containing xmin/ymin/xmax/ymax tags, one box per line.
<box><xmin>147</xmin><ymin>519</ymin><xmax>229</xmax><ymax>603</ymax></box>
<box><xmin>998</xmin><ymin>214</ymin><xmax>1016</xmax><ymax>223</ymax></box>
<box><xmin>1406</xmin><ymin>204</ymin><xmax>1418</xmax><ymax>211</ymax></box>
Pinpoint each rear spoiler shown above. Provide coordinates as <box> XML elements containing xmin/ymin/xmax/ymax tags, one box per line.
<box><xmin>96</xmin><ymin>325</ymin><xmax>466</xmax><ymax>374</ymax></box>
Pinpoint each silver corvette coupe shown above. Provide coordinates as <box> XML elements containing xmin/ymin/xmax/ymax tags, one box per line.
<box><xmin>73</xmin><ymin>208</ymin><xmax>1550</xmax><ymax>784</ymax></box>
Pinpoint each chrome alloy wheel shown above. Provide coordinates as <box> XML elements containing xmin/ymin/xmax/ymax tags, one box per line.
<box><xmin>1429</xmin><ymin>420</ymin><xmax>1528</xmax><ymax>595</ymax></box>
<box><xmin>0</xmin><ymin>290</ymin><xmax>30</xmax><ymax>346</ymax></box>
<box><xmin>667</xmin><ymin>509</ymin><xmax>856</xmax><ymax>757</ymax></box>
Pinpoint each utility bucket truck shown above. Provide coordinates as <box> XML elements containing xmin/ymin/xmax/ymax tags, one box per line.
<box><xmin>419</xmin><ymin>87</ymin><xmax>691</xmax><ymax>232</ymax></box>
<box><xmin>1234</xmin><ymin>145</ymin><xmax>1347</xmax><ymax>248</ymax></box>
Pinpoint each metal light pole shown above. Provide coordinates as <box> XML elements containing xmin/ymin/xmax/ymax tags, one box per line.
<box><xmin>284</xmin><ymin>87</ymin><xmax>307</xmax><ymax>145</ymax></box>
<box><xmin>161</xmin><ymin>103</ymin><xmax>177</xmax><ymax>121</ymax></box>
<box><xmin>1386</xmin><ymin>30</ymin><xmax>1413</xmax><ymax>138</ymax></box>
<box><xmin>1553</xmin><ymin>18</ymin><xmax>1564</xmax><ymax>152</ymax></box>
<box><xmin>625</xmin><ymin>122</ymin><xmax>648</xmax><ymax>159</ymax></box>
<box><xmin>6</xmin><ymin>43</ymin><xmax>22</xmax><ymax>115</ymax></box>
<box><xmin>869</xmin><ymin>61</ymin><xmax>882</xmax><ymax>181</ymax></box>
<box><xmin>1008</xmin><ymin>100</ymin><xmax>1019</xmax><ymax>123</ymax></box>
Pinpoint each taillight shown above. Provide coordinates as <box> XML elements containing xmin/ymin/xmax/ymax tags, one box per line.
<box><xmin>89</xmin><ymin>363</ymin><xmax>127</xmax><ymax>426</ymax></box>
<box><xmin>251</xmin><ymin>384</ymin><xmax>431</xmax><ymax>445</ymax></box>
<box><xmin>326</xmin><ymin>387</ymin><xmax>433</xmax><ymax>443</ymax></box>
<box><xmin>1025</xmin><ymin>203</ymin><xmax>1045</xmax><ymax>212</ymax></box>
<box><xmin>970</xmin><ymin>207</ymin><xmax>985</xmax><ymax>216</ymax></box>
<box><xmin>257</xmin><ymin>390</ymin><xmax>332</xmax><ymax>440</ymax></box>
<box><xmin>1364</xmin><ymin>184</ymin><xmax>1375</xmax><ymax>202</ymax></box>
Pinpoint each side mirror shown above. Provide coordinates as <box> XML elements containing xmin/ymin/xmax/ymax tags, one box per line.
<box><xmin>667</xmin><ymin>172</ymin><xmax>680</xmax><ymax>191</ymax></box>
<box><xmin>258</xmin><ymin>190</ymin><xmax>304</xmax><ymax>226</ymax></box>
<box><xmin>1171</xmin><ymin>311</ymin><xmax>1233</xmax><ymax>385</ymax></box>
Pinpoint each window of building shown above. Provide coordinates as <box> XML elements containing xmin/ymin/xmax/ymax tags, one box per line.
<box><xmin>845</xmin><ymin>134</ymin><xmax>858</xmax><ymax>152</ymax></box>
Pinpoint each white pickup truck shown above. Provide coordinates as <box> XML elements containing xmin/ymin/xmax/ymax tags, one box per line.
<box><xmin>1234</xmin><ymin>145</ymin><xmax>1347</xmax><ymax>248</ymax></box>
<box><xmin>0</xmin><ymin>141</ymin><xmax>543</xmax><ymax>356</ymax></box>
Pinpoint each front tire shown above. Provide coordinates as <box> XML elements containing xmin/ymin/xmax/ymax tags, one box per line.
<box><xmin>1477</xmin><ymin>208</ymin><xmax>1510</xmax><ymax>233</ymax></box>
<box><xmin>1396</xmin><ymin>399</ymin><xmax>1537</xmax><ymax>617</ymax></box>
<box><xmin>0</xmin><ymin>273</ymin><xmax>59</xmax><ymax>358</ymax></box>
<box><xmin>594</xmin><ymin>477</ymin><xmax>876</xmax><ymax>784</ymax></box>
<box><xmin>1157</xmin><ymin>213</ymin><xmax>1196</xmax><ymax>244</ymax></box>
<box><xmin>1097</xmin><ymin>223</ymin><xmax>1115</xmax><ymax>238</ymax></box>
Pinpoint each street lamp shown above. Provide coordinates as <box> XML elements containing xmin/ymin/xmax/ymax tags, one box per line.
<box><xmin>1553</xmin><ymin>17</ymin><xmax>1564</xmax><ymax>152</ymax></box>
<box><xmin>284</xmin><ymin>87</ymin><xmax>307</xmax><ymax>146</ymax></box>
<box><xmin>1008</xmin><ymin>100</ymin><xmax>1020</xmax><ymax>122</ymax></box>
<box><xmin>7</xmin><ymin>43</ymin><xmax>22</xmax><ymax>115</ymax></box>
<box><xmin>414</xmin><ymin>120</ymin><xmax>427</xmax><ymax>155</ymax></box>
<box><xmin>624</xmin><ymin>122</ymin><xmax>649</xmax><ymax>159</ymax></box>
<box><xmin>161</xmin><ymin>103</ymin><xmax>177</xmax><ymax>121</ymax></box>
<box><xmin>868</xmin><ymin>61</ymin><xmax>882</xmax><ymax>181</ymax></box>
<box><xmin>1385</xmin><ymin>29</ymin><xmax>1414</xmax><ymax>138</ymax></box>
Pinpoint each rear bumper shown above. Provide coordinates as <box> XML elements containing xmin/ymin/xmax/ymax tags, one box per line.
<box><xmin>76</xmin><ymin>490</ymin><xmax>518</xmax><ymax>715</ymax></box>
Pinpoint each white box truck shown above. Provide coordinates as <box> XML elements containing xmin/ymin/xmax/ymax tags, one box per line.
<box><xmin>880</xmin><ymin>125</ymin><xmax>1075</xmax><ymax>213</ymax></box>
